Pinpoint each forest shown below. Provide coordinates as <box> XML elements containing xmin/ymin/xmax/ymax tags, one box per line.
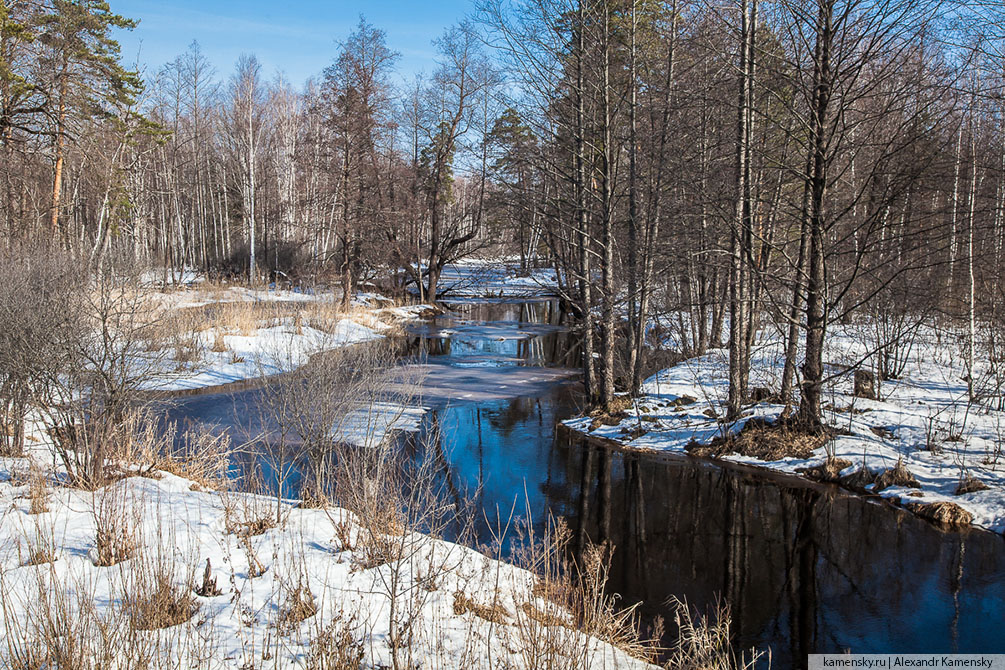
<box><xmin>2</xmin><ymin>0</ymin><xmax>1005</xmax><ymax>666</ymax></box>
<box><xmin>4</xmin><ymin>0</ymin><xmax>1005</xmax><ymax>426</ymax></box>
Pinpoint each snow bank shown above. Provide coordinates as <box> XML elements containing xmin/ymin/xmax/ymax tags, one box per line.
<box><xmin>141</xmin><ymin>282</ymin><xmax>434</xmax><ymax>392</ymax></box>
<box><xmin>0</xmin><ymin>460</ymin><xmax>655</xmax><ymax>669</ymax></box>
<box><xmin>415</xmin><ymin>259</ymin><xmax>559</xmax><ymax>299</ymax></box>
<box><xmin>145</xmin><ymin>318</ymin><xmax>384</xmax><ymax>392</ymax></box>
<box><xmin>566</xmin><ymin>324</ymin><xmax>1005</xmax><ymax>534</ymax></box>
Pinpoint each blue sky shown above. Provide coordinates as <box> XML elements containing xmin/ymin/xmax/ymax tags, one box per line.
<box><xmin>111</xmin><ymin>0</ymin><xmax>474</xmax><ymax>87</ymax></box>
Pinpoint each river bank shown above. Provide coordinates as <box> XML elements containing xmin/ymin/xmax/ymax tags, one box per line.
<box><xmin>563</xmin><ymin>325</ymin><xmax>1005</xmax><ymax>534</ymax></box>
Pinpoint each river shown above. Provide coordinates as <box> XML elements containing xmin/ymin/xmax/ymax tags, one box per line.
<box><xmin>160</xmin><ymin>298</ymin><xmax>1005</xmax><ymax>668</ymax></box>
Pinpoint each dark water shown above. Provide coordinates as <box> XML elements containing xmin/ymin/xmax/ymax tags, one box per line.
<box><xmin>558</xmin><ymin>440</ymin><xmax>1005</xmax><ymax>665</ymax></box>
<box><xmin>162</xmin><ymin>299</ymin><xmax>1005</xmax><ymax>667</ymax></box>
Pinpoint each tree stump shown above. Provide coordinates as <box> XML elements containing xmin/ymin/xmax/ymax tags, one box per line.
<box><xmin>853</xmin><ymin>370</ymin><xmax>876</xmax><ymax>400</ymax></box>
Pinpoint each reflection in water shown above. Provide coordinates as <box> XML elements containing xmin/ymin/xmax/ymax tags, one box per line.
<box><xmin>405</xmin><ymin>299</ymin><xmax>580</xmax><ymax>368</ymax></box>
<box><xmin>558</xmin><ymin>439</ymin><xmax>1005</xmax><ymax>667</ymax></box>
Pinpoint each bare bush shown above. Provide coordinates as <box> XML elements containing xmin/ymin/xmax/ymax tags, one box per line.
<box><xmin>0</xmin><ymin>244</ymin><xmax>82</xmax><ymax>457</ymax></box>
<box><xmin>37</xmin><ymin>263</ymin><xmax>171</xmax><ymax>489</ymax></box>
<box><xmin>305</xmin><ymin>609</ymin><xmax>366</xmax><ymax>670</ymax></box>
<box><xmin>122</xmin><ymin>566</ymin><xmax>199</xmax><ymax>631</ymax></box>
<box><xmin>666</xmin><ymin>596</ymin><xmax>764</xmax><ymax>670</ymax></box>
<box><xmin>91</xmin><ymin>486</ymin><xmax>140</xmax><ymax>567</ymax></box>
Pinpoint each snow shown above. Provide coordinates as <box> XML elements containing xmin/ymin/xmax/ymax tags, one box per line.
<box><xmin>140</xmin><ymin>267</ymin><xmax>204</xmax><ymax>286</ymax></box>
<box><xmin>139</xmin><ymin>282</ymin><xmax>435</xmax><ymax>393</ymax></box>
<box><xmin>152</xmin><ymin>283</ymin><xmax>325</xmax><ymax>311</ymax></box>
<box><xmin>566</xmin><ymin>322</ymin><xmax>1005</xmax><ymax>534</ymax></box>
<box><xmin>0</xmin><ymin>271</ymin><xmax>658</xmax><ymax>667</ymax></box>
<box><xmin>0</xmin><ymin>457</ymin><xmax>655</xmax><ymax>669</ymax></box>
<box><xmin>336</xmin><ymin>402</ymin><xmax>428</xmax><ymax>448</ymax></box>
<box><xmin>145</xmin><ymin>318</ymin><xmax>384</xmax><ymax>392</ymax></box>
<box><xmin>416</xmin><ymin>259</ymin><xmax>559</xmax><ymax>299</ymax></box>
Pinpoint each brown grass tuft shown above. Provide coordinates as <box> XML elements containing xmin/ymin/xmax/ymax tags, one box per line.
<box><xmin>799</xmin><ymin>458</ymin><xmax>853</xmax><ymax>483</ymax></box>
<box><xmin>210</xmin><ymin>332</ymin><xmax>228</xmax><ymax>353</ymax></box>
<box><xmin>351</xmin><ymin>534</ymin><xmax>399</xmax><ymax>570</ymax></box>
<box><xmin>905</xmin><ymin>501</ymin><xmax>974</xmax><ymax>527</ymax></box>
<box><xmin>305</xmin><ymin>610</ymin><xmax>365</xmax><ymax>670</ymax></box>
<box><xmin>520</xmin><ymin>601</ymin><xmax>567</xmax><ymax>628</ymax></box>
<box><xmin>92</xmin><ymin>490</ymin><xmax>139</xmax><ymax>567</ymax></box>
<box><xmin>839</xmin><ymin>466</ymin><xmax>879</xmax><ymax>489</ymax></box>
<box><xmin>27</xmin><ymin>467</ymin><xmax>50</xmax><ymax>515</ymax></box>
<box><xmin>277</xmin><ymin>580</ymin><xmax>318</xmax><ymax>631</ymax></box>
<box><xmin>332</xmin><ymin>519</ymin><xmax>354</xmax><ymax>552</ymax></box>
<box><xmin>228</xmin><ymin>515</ymin><xmax>276</xmax><ymax>538</ymax></box>
<box><xmin>453</xmin><ymin>591</ymin><xmax>511</xmax><ymax>624</ymax></box>
<box><xmin>872</xmin><ymin>460</ymin><xmax>921</xmax><ymax>492</ymax></box>
<box><xmin>19</xmin><ymin>526</ymin><xmax>57</xmax><ymax>566</ymax></box>
<box><xmin>123</xmin><ymin>571</ymin><xmax>199</xmax><ymax>630</ymax></box>
<box><xmin>955</xmin><ymin>475</ymin><xmax>990</xmax><ymax>495</ymax></box>
<box><xmin>691</xmin><ymin>417</ymin><xmax>830</xmax><ymax>461</ymax></box>
<box><xmin>666</xmin><ymin>596</ymin><xmax>763</xmax><ymax>669</ymax></box>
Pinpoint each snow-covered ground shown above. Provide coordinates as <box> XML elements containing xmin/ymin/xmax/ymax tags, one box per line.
<box><xmin>420</xmin><ymin>259</ymin><xmax>559</xmax><ymax>299</ymax></box>
<box><xmin>0</xmin><ymin>454</ymin><xmax>654</xmax><ymax>669</ymax></box>
<box><xmin>146</xmin><ymin>319</ymin><xmax>384</xmax><ymax>392</ymax></box>
<box><xmin>566</xmin><ymin>323</ymin><xmax>1005</xmax><ymax>534</ymax></box>
<box><xmin>143</xmin><ymin>283</ymin><xmax>433</xmax><ymax>392</ymax></box>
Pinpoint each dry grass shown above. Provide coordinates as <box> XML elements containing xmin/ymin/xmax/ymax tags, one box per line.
<box><xmin>210</xmin><ymin>332</ymin><xmax>227</xmax><ymax>352</ymax></box>
<box><xmin>332</xmin><ymin>519</ymin><xmax>355</xmax><ymax>552</ymax></box>
<box><xmin>351</xmin><ymin>534</ymin><xmax>400</xmax><ymax>570</ymax></box>
<box><xmin>666</xmin><ymin>596</ymin><xmax>764</xmax><ymax>670</ymax></box>
<box><xmin>690</xmin><ymin>418</ymin><xmax>830</xmax><ymax>461</ymax></box>
<box><xmin>839</xmin><ymin>465</ymin><xmax>879</xmax><ymax>489</ymax></box>
<box><xmin>872</xmin><ymin>460</ymin><xmax>922</xmax><ymax>491</ymax></box>
<box><xmin>905</xmin><ymin>500</ymin><xmax>974</xmax><ymax>527</ymax></box>
<box><xmin>587</xmin><ymin>395</ymin><xmax>634</xmax><ymax>430</ymax></box>
<box><xmin>19</xmin><ymin>522</ymin><xmax>57</xmax><ymax>567</ymax></box>
<box><xmin>138</xmin><ymin>418</ymin><xmax>231</xmax><ymax>491</ymax></box>
<box><xmin>453</xmin><ymin>591</ymin><xmax>511</xmax><ymax>624</ymax></box>
<box><xmin>123</xmin><ymin>570</ymin><xmax>199</xmax><ymax>631</ymax></box>
<box><xmin>520</xmin><ymin>601</ymin><xmax>568</xmax><ymax>628</ymax></box>
<box><xmin>26</xmin><ymin>466</ymin><xmax>50</xmax><ymax>515</ymax></box>
<box><xmin>228</xmin><ymin>515</ymin><xmax>276</xmax><ymax>538</ymax></box>
<box><xmin>241</xmin><ymin>535</ymin><xmax>266</xmax><ymax>578</ymax></box>
<box><xmin>798</xmin><ymin>458</ymin><xmax>853</xmax><ymax>483</ymax></box>
<box><xmin>213</xmin><ymin>300</ymin><xmax>279</xmax><ymax>336</ymax></box>
<box><xmin>507</xmin><ymin>515</ymin><xmax>665</xmax><ymax>668</ymax></box>
<box><xmin>305</xmin><ymin>610</ymin><xmax>366</xmax><ymax>670</ymax></box>
<box><xmin>577</xmin><ymin>542</ymin><xmax>658</xmax><ymax>662</ymax></box>
<box><xmin>91</xmin><ymin>489</ymin><xmax>139</xmax><ymax>567</ymax></box>
<box><xmin>277</xmin><ymin>579</ymin><xmax>318</xmax><ymax>631</ymax></box>
<box><xmin>1</xmin><ymin>567</ymin><xmax>113</xmax><ymax>670</ymax></box>
<box><xmin>298</xmin><ymin>482</ymin><xmax>330</xmax><ymax>510</ymax></box>
<box><xmin>955</xmin><ymin>475</ymin><xmax>990</xmax><ymax>495</ymax></box>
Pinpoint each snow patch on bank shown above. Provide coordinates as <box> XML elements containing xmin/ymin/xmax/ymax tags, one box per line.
<box><xmin>0</xmin><ymin>461</ymin><xmax>654</xmax><ymax>669</ymax></box>
<box><xmin>566</xmin><ymin>325</ymin><xmax>1005</xmax><ymax>533</ymax></box>
<box><xmin>139</xmin><ymin>281</ymin><xmax>435</xmax><ymax>392</ymax></box>
<box><xmin>417</xmin><ymin>259</ymin><xmax>559</xmax><ymax>299</ymax></box>
<box><xmin>144</xmin><ymin>318</ymin><xmax>385</xmax><ymax>392</ymax></box>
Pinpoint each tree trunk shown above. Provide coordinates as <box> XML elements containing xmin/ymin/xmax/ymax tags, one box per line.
<box><xmin>799</xmin><ymin>0</ymin><xmax>833</xmax><ymax>430</ymax></box>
